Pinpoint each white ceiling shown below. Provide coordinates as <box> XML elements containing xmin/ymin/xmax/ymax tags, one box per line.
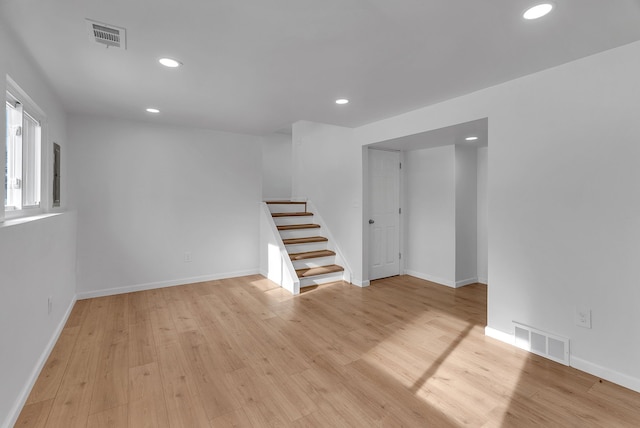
<box><xmin>2</xmin><ymin>0</ymin><xmax>640</xmax><ymax>135</ymax></box>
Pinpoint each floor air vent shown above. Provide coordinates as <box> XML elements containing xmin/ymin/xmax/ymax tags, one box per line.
<box><xmin>86</xmin><ymin>19</ymin><xmax>127</xmax><ymax>49</ymax></box>
<box><xmin>513</xmin><ymin>322</ymin><xmax>570</xmax><ymax>365</ymax></box>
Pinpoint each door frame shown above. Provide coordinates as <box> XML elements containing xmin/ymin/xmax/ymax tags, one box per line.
<box><xmin>362</xmin><ymin>147</ymin><xmax>405</xmax><ymax>284</ymax></box>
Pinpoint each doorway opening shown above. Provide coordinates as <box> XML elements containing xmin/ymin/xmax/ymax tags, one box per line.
<box><xmin>363</xmin><ymin>118</ymin><xmax>488</xmax><ymax>287</ymax></box>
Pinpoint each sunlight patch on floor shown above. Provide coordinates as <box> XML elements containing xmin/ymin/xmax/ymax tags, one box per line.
<box><xmin>361</xmin><ymin>317</ymin><xmax>529</xmax><ymax>426</ymax></box>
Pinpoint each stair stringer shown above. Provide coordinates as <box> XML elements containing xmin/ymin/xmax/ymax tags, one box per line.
<box><xmin>259</xmin><ymin>202</ymin><xmax>300</xmax><ymax>295</ymax></box>
<box><xmin>305</xmin><ymin>200</ymin><xmax>353</xmax><ymax>284</ymax></box>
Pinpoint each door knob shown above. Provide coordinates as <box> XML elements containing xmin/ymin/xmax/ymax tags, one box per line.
<box><xmin>369</xmin><ymin>219</ymin><xmax>375</xmax><ymax>224</ymax></box>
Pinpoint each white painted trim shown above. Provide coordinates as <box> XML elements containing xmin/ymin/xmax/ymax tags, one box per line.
<box><xmin>0</xmin><ymin>213</ymin><xmax>63</xmax><ymax>228</ymax></box>
<box><xmin>76</xmin><ymin>269</ymin><xmax>260</xmax><ymax>300</ymax></box>
<box><xmin>455</xmin><ymin>277</ymin><xmax>478</xmax><ymax>287</ymax></box>
<box><xmin>484</xmin><ymin>326</ymin><xmax>640</xmax><ymax>394</ymax></box>
<box><xmin>3</xmin><ymin>295</ymin><xmax>77</xmax><ymax>428</ymax></box>
<box><xmin>404</xmin><ymin>270</ymin><xmax>455</xmax><ymax>288</ymax></box>
<box><xmin>484</xmin><ymin>326</ymin><xmax>515</xmax><ymax>346</ymax></box>
<box><xmin>477</xmin><ymin>276</ymin><xmax>488</xmax><ymax>285</ymax></box>
<box><xmin>352</xmin><ymin>279</ymin><xmax>370</xmax><ymax>288</ymax></box>
<box><xmin>571</xmin><ymin>356</ymin><xmax>640</xmax><ymax>394</ymax></box>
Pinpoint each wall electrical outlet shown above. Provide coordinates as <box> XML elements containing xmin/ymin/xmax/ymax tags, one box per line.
<box><xmin>575</xmin><ymin>306</ymin><xmax>592</xmax><ymax>329</ymax></box>
<box><xmin>184</xmin><ymin>252</ymin><xmax>193</xmax><ymax>263</ymax></box>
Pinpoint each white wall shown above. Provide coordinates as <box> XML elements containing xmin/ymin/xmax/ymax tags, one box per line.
<box><xmin>262</xmin><ymin>133</ymin><xmax>292</xmax><ymax>200</ymax></box>
<box><xmin>355</xmin><ymin>40</ymin><xmax>640</xmax><ymax>390</ymax></box>
<box><xmin>0</xmin><ymin>22</ymin><xmax>77</xmax><ymax>428</ymax></box>
<box><xmin>404</xmin><ymin>146</ymin><xmax>456</xmax><ymax>285</ymax></box>
<box><xmin>455</xmin><ymin>145</ymin><xmax>478</xmax><ymax>285</ymax></box>
<box><xmin>477</xmin><ymin>147</ymin><xmax>488</xmax><ymax>284</ymax></box>
<box><xmin>291</xmin><ymin>121</ymin><xmax>362</xmax><ymax>284</ymax></box>
<box><xmin>68</xmin><ymin>115</ymin><xmax>262</xmax><ymax>297</ymax></box>
<box><xmin>294</xmin><ymin>40</ymin><xmax>640</xmax><ymax>391</ymax></box>
<box><xmin>402</xmin><ymin>145</ymin><xmax>479</xmax><ymax>287</ymax></box>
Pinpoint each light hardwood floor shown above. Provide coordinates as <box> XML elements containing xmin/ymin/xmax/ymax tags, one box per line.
<box><xmin>16</xmin><ymin>275</ymin><xmax>640</xmax><ymax>427</ymax></box>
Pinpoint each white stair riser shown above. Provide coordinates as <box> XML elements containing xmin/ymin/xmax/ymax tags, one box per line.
<box><xmin>285</xmin><ymin>242</ymin><xmax>327</xmax><ymax>253</ymax></box>
<box><xmin>273</xmin><ymin>216</ymin><xmax>315</xmax><ymax>226</ymax></box>
<box><xmin>268</xmin><ymin>204</ymin><xmax>307</xmax><ymax>214</ymax></box>
<box><xmin>300</xmin><ymin>273</ymin><xmax>344</xmax><ymax>287</ymax></box>
<box><xmin>292</xmin><ymin>256</ymin><xmax>336</xmax><ymax>270</ymax></box>
<box><xmin>279</xmin><ymin>228</ymin><xmax>321</xmax><ymax>239</ymax></box>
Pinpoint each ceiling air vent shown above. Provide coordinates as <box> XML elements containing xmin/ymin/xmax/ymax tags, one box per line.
<box><xmin>86</xmin><ymin>19</ymin><xmax>127</xmax><ymax>50</ymax></box>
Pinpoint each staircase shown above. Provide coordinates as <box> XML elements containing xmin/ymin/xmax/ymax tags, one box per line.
<box><xmin>266</xmin><ymin>201</ymin><xmax>345</xmax><ymax>288</ymax></box>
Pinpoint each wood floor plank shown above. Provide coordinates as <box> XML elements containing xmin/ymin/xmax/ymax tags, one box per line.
<box><xmin>45</xmin><ymin>297</ymin><xmax>110</xmax><ymax>427</ymax></box>
<box><xmin>128</xmin><ymin>362</ymin><xmax>170</xmax><ymax>428</ymax></box>
<box><xmin>14</xmin><ymin>398</ymin><xmax>54</xmax><ymax>428</ymax></box>
<box><xmin>177</xmin><ymin>329</ymin><xmax>240</xmax><ymax>420</ymax></box>
<box><xmin>128</xmin><ymin>318</ymin><xmax>156</xmax><ymax>368</ymax></box>
<box><xmin>25</xmin><ymin>326</ymin><xmax>80</xmax><ymax>405</ymax></box>
<box><xmin>155</xmin><ymin>341</ymin><xmax>212</xmax><ymax>428</ymax></box>
<box><xmin>89</xmin><ymin>295</ymin><xmax>130</xmax><ymax>416</ymax></box>
<box><xmin>86</xmin><ymin>404</ymin><xmax>128</xmax><ymax>428</ymax></box>
<box><xmin>16</xmin><ymin>275</ymin><xmax>640</xmax><ymax>427</ymax></box>
<box><xmin>209</xmin><ymin>407</ymin><xmax>254</xmax><ymax>427</ymax></box>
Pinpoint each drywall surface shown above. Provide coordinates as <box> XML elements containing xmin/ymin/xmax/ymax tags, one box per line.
<box><xmin>262</xmin><ymin>133</ymin><xmax>292</xmax><ymax>200</ymax></box>
<box><xmin>404</xmin><ymin>146</ymin><xmax>456</xmax><ymax>285</ymax></box>
<box><xmin>355</xmin><ymin>40</ymin><xmax>640</xmax><ymax>387</ymax></box>
<box><xmin>291</xmin><ymin>121</ymin><xmax>362</xmax><ymax>283</ymax></box>
<box><xmin>477</xmin><ymin>147</ymin><xmax>488</xmax><ymax>284</ymax></box>
<box><xmin>0</xmin><ymin>22</ymin><xmax>76</xmax><ymax>428</ymax></box>
<box><xmin>455</xmin><ymin>145</ymin><xmax>478</xmax><ymax>285</ymax></box>
<box><xmin>0</xmin><ymin>214</ymin><xmax>77</xmax><ymax>428</ymax></box>
<box><xmin>68</xmin><ymin>115</ymin><xmax>262</xmax><ymax>296</ymax></box>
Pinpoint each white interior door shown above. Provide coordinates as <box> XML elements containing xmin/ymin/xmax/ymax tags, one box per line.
<box><xmin>368</xmin><ymin>149</ymin><xmax>400</xmax><ymax>280</ymax></box>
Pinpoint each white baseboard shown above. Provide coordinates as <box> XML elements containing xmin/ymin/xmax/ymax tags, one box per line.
<box><xmin>352</xmin><ymin>279</ymin><xmax>370</xmax><ymax>288</ymax></box>
<box><xmin>3</xmin><ymin>295</ymin><xmax>77</xmax><ymax>428</ymax></box>
<box><xmin>484</xmin><ymin>326</ymin><xmax>515</xmax><ymax>345</ymax></box>
<box><xmin>76</xmin><ymin>269</ymin><xmax>260</xmax><ymax>300</ymax></box>
<box><xmin>478</xmin><ymin>276</ymin><xmax>488</xmax><ymax>285</ymax></box>
<box><xmin>404</xmin><ymin>270</ymin><xmax>455</xmax><ymax>288</ymax></box>
<box><xmin>571</xmin><ymin>356</ymin><xmax>640</xmax><ymax>394</ymax></box>
<box><xmin>455</xmin><ymin>277</ymin><xmax>478</xmax><ymax>288</ymax></box>
<box><xmin>484</xmin><ymin>326</ymin><xmax>640</xmax><ymax>394</ymax></box>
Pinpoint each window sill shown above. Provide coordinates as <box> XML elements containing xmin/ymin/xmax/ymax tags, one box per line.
<box><xmin>0</xmin><ymin>213</ymin><xmax>64</xmax><ymax>228</ymax></box>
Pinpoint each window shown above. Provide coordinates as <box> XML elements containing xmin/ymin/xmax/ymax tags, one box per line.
<box><xmin>5</xmin><ymin>87</ymin><xmax>42</xmax><ymax>214</ymax></box>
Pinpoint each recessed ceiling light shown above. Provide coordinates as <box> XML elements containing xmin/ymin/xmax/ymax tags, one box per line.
<box><xmin>335</xmin><ymin>99</ymin><xmax>349</xmax><ymax>105</ymax></box>
<box><xmin>158</xmin><ymin>57</ymin><xmax>182</xmax><ymax>68</ymax></box>
<box><xmin>146</xmin><ymin>108</ymin><xmax>160</xmax><ymax>113</ymax></box>
<box><xmin>465</xmin><ymin>136</ymin><xmax>478</xmax><ymax>141</ymax></box>
<box><xmin>523</xmin><ymin>3</ymin><xmax>553</xmax><ymax>20</ymax></box>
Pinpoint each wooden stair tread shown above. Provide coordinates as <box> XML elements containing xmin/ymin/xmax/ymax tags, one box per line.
<box><xmin>277</xmin><ymin>223</ymin><xmax>320</xmax><ymax>231</ymax></box>
<box><xmin>282</xmin><ymin>236</ymin><xmax>328</xmax><ymax>245</ymax></box>
<box><xmin>271</xmin><ymin>212</ymin><xmax>313</xmax><ymax>217</ymax></box>
<box><xmin>289</xmin><ymin>250</ymin><xmax>336</xmax><ymax>261</ymax></box>
<box><xmin>296</xmin><ymin>264</ymin><xmax>344</xmax><ymax>278</ymax></box>
<box><xmin>266</xmin><ymin>201</ymin><xmax>307</xmax><ymax>205</ymax></box>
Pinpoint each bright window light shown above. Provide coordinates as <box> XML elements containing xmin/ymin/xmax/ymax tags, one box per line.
<box><xmin>523</xmin><ymin>3</ymin><xmax>553</xmax><ymax>20</ymax></box>
<box><xmin>5</xmin><ymin>89</ymin><xmax>42</xmax><ymax>213</ymax></box>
